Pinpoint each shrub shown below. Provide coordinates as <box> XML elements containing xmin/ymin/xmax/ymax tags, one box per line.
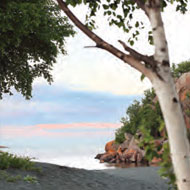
<box><xmin>0</xmin><ymin>152</ymin><xmax>34</xmax><ymax>170</ymax></box>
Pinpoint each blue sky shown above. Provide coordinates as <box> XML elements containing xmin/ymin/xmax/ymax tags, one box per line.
<box><xmin>0</xmin><ymin>84</ymin><xmax>141</xmax><ymax>126</ymax></box>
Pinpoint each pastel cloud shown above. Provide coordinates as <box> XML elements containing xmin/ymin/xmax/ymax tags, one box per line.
<box><xmin>0</xmin><ymin>122</ymin><xmax>121</xmax><ymax>138</ymax></box>
<box><xmin>37</xmin><ymin>122</ymin><xmax>121</xmax><ymax>130</ymax></box>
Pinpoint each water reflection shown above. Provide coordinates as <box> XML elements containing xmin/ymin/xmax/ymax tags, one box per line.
<box><xmin>105</xmin><ymin>162</ymin><xmax>149</xmax><ymax>169</ymax></box>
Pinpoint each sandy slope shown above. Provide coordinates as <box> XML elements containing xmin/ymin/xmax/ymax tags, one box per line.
<box><xmin>0</xmin><ymin>162</ymin><xmax>169</xmax><ymax>190</ymax></box>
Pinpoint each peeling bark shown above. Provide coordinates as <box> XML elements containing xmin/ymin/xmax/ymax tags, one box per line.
<box><xmin>152</xmin><ymin>72</ymin><xmax>190</xmax><ymax>190</ymax></box>
<box><xmin>146</xmin><ymin>1</ymin><xmax>190</xmax><ymax>189</ymax></box>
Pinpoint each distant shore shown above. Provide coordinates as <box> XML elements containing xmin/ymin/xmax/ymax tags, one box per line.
<box><xmin>0</xmin><ymin>161</ymin><xmax>169</xmax><ymax>190</ymax></box>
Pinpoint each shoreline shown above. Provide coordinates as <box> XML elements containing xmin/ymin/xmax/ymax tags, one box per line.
<box><xmin>0</xmin><ymin>161</ymin><xmax>169</xmax><ymax>190</ymax></box>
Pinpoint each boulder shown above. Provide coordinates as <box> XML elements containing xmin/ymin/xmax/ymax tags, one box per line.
<box><xmin>176</xmin><ymin>72</ymin><xmax>190</xmax><ymax>129</ymax></box>
<box><xmin>94</xmin><ymin>153</ymin><xmax>104</xmax><ymax>160</ymax></box>
<box><xmin>105</xmin><ymin>140</ymin><xmax>119</xmax><ymax>153</ymax></box>
<box><xmin>99</xmin><ymin>152</ymin><xmax>117</xmax><ymax>163</ymax></box>
<box><xmin>122</xmin><ymin>148</ymin><xmax>144</xmax><ymax>163</ymax></box>
<box><xmin>119</xmin><ymin>133</ymin><xmax>133</xmax><ymax>151</ymax></box>
<box><xmin>151</xmin><ymin>157</ymin><xmax>162</xmax><ymax>164</ymax></box>
<box><xmin>176</xmin><ymin>72</ymin><xmax>190</xmax><ymax>94</ymax></box>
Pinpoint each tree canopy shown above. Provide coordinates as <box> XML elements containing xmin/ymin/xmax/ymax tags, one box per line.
<box><xmin>0</xmin><ymin>0</ymin><xmax>75</xmax><ymax>99</ymax></box>
<box><xmin>65</xmin><ymin>0</ymin><xmax>188</xmax><ymax>45</ymax></box>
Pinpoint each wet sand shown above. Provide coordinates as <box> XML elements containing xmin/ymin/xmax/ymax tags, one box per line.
<box><xmin>0</xmin><ymin>162</ymin><xmax>169</xmax><ymax>190</ymax></box>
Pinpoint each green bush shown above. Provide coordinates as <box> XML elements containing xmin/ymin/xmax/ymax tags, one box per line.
<box><xmin>115</xmin><ymin>89</ymin><xmax>162</xmax><ymax>143</ymax></box>
<box><xmin>171</xmin><ymin>61</ymin><xmax>190</xmax><ymax>78</ymax></box>
<box><xmin>0</xmin><ymin>152</ymin><xmax>34</xmax><ymax>170</ymax></box>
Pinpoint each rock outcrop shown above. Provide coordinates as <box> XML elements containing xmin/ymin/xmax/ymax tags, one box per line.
<box><xmin>176</xmin><ymin>72</ymin><xmax>190</xmax><ymax>129</ymax></box>
<box><xmin>95</xmin><ymin>72</ymin><xmax>190</xmax><ymax>166</ymax></box>
<box><xmin>95</xmin><ymin>133</ymin><xmax>146</xmax><ymax>165</ymax></box>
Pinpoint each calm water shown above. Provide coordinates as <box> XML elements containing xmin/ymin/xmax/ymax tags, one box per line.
<box><xmin>0</xmin><ymin>87</ymin><xmax>141</xmax><ymax>170</ymax></box>
<box><xmin>0</xmin><ymin>125</ymin><xmax>118</xmax><ymax>170</ymax></box>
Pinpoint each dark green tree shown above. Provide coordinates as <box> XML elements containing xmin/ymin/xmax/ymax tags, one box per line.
<box><xmin>115</xmin><ymin>89</ymin><xmax>162</xmax><ymax>143</ymax></box>
<box><xmin>0</xmin><ymin>0</ymin><xmax>75</xmax><ymax>99</ymax></box>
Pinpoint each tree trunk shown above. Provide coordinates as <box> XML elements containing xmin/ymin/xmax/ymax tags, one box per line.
<box><xmin>146</xmin><ymin>1</ymin><xmax>190</xmax><ymax>189</ymax></box>
<box><xmin>151</xmin><ymin>71</ymin><xmax>190</xmax><ymax>190</ymax></box>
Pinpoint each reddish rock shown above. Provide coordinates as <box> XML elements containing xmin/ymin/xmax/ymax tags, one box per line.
<box><xmin>151</xmin><ymin>157</ymin><xmax>162</xmax><ymax>164</ymax></box>
<box><xmin>154</xmin><ymin>139</ymin><xmax>164</xmax><ymax>147</ymax></box>
<box><xmin>96</xmin><ymin>73</ymin><xmax>190</xmax><ymax>166</ymax></box>
<box><xmin>176</xmin><ymin>72</ymin><xmax>190</xmax><ymax>94</ymax></box>
<box><xmin>105</xmin><ymin>140</ymin><xmax>119</xmax><ymax>153</ymax></box>
<box><xmin>94</xmin><ymin>153</ymin><xmax>104</xmax><ymax>159</ymax></box>
<box><xmin>109</xmin><ymin>158</ymin><xmax>116</xmax><ymax>163</ymax></box>
<box><xmin>122</xmin><ymin>148</ymin><xmax>144</xmax><ymax>163</ymax></box>
<box><xmin>176</xmin><ymin>72</ymin><xmax>190</xmax><ymax>129</ymax></box>
<box><xmin>0</xmin><ymin>146</ymin><xmax>8</xmax><ymax>148</ymax></box>
<box><xmin>99</xmin><ymin>152</ymin><xmax>117</xmax><ymax>163</ymax></box>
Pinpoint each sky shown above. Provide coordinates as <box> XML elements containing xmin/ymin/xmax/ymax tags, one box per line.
<box><xmin>0</xmin><ymin>3</ymin><xmax>190</xmax><ymax>169</ymax></box>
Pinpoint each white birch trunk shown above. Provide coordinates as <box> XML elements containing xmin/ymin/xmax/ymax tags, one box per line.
<box><xmin>152</xmin><ymin>71</ymin><xmax>190</xmax><ymax>190</ymax></box>
<box><xmin>147</xmin><ymin>1</ymin><xmax>190</xmax><ymax>189</ymax></box>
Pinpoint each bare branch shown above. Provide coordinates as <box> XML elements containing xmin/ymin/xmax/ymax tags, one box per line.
<box><xmin>56</xmin><ymin>0</ymin><xmax>152</xmax><ymax>77</ymax></box>
<box><xmin>118</xmin><ymin>40</ymin><xmax>154</xmax><ymax>65</ymax></box>
<box><xmin>84</xmin><ymin>46</ymin><xmax>97</xmax><ymax>48</ymax></box>
<box><xmin>134</xmin><ymin>0</ymin><xmax>149</xmax><ymax>15</ymax></box>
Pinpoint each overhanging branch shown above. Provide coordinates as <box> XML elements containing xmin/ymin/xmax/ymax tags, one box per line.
<box><xmin>118</xmin><ymin>40</ymin><xmax>154</xmax><ymax>65</ymax></box>
<box><xmin>56</xmin><ymin>0</ymin><xmax>152</xmax><ymax>77</ymax></box>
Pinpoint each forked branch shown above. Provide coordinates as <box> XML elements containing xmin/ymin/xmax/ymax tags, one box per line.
<box><xmin>118</xmin><ymin>40</ymin><xmax>154</xmax><ymax>65</ymax></box>
<box><xmin>56</xmin><ymin>0</ymin><xmax>152</xmax><ymax>77</ymax></box>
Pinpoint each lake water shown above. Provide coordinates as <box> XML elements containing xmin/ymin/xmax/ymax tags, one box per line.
<box><xmin>0</xmin><ymin>124</ymin><xmax>118</xmax><ymax>170</ymax></box>
<box><xmin>0</xmin><ymin>87</ymin><xmax>141</xmax><ymax>170</ymax></box>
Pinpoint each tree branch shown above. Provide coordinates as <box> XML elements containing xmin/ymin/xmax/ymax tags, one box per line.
<box><xmin>143</xmin><ymin>0</ymin><xmax>169</xmax><ymax>63</ymax></box>
<box><xmin>134</xmin><ymin>0</ymin><xmax>149</xmax><ymax>16</ymax></box>
<box><xmin>56</xmin><ymin>0</ymin><xmax>152</xmax><ymax>77</ymax></box>
<box><xmin>84</xmin><ymin>46</ymin><xmax>97</xmax><ymax>48</ymax></box>
<box><xmin>118</xmin><ymin>40</ymin><xmax>154</xmax><ymax>65</ymax></box>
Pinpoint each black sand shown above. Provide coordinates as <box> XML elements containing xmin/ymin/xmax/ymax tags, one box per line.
<box><xmin>0</xmin><ymin>162</ymin><xmax>169</xmax><ymax>190</ymax></box>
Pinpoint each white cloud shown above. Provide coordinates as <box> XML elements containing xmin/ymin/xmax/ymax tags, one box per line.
<box><xmin>35</xmin><ymin>3</ymin><xmax>190</xmax><ymax>95</ymax></box>
<box><xmin>52</xmin><ymin>50</ymin><xmax>151</xmax><ymax>95</ymax></box>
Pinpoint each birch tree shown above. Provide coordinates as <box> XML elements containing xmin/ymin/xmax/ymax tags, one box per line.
<box><xmin>56</xmin><ymin>0</ymin><xmax>190</xmax><ymax>189</ymax></box>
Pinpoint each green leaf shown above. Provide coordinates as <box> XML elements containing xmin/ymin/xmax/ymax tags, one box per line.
<box><xmin>130</xmin><ymin>40</ymin><xmax>134</xmax><ymax>46</ymax></box>
<box><xmin>103</xmin><ymin>4</ymin><xmax>109</xmax><ymax>10</ymax></box>
<box><xmin>140</xmin><ymin>74</ymin><xmax>145</xmax><ymax>81</ymax></box>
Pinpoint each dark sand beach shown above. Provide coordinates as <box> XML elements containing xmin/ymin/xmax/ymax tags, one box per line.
<box><xmin>0</xmin><ymin>162</ymin><xmax>169</xmax><ymax>190</ymax></box>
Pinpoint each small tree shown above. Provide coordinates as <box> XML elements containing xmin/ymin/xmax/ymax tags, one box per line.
<box><xmin>0</xmin><ymin>0</ymin><xmax>74</xmax><ymax>99</ymax></box>
<box><xmin>56</xmin><ymin>0</ymin><xmax>190</xmax><ymax>189</ymax></box>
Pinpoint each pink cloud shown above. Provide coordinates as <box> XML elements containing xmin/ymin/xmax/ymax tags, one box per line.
<box><xmin>36</xmin><ymin>122</ymin><xmax>121</xmax><ymax>130</ymax></box>
<box><xmin>0</xmin><ymin>122</ymin><xmax>121</xmax><ymax>138</ymax></box>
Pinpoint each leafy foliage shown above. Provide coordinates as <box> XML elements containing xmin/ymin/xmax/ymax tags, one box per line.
<box><xmin>171</xmin><ymin>61</ymin><xmax>190</xmax><ymax>78</ymax></box>
<box><xmin>65</xmin><ymin>0</ymin><xmax>188</xmax><ymax>45</ymax></box>
<box><xmin>23</xmin><ymin>175</ymin><xmax>38</xmax><ymax>184</ymax></box>
<box><xmin>0</xmin><ymin>152</ymin><xmax>34</xmax><ymax>170</ymax></box>
<box><xmin>115</xmin><ymin>88</ymin><xmax>163</xmax><ymax>143</ymax></box>
<box><xmin>0</xmin><ymin>0</ymin><xmax>75</xmax><ymax>99</ymax></box>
